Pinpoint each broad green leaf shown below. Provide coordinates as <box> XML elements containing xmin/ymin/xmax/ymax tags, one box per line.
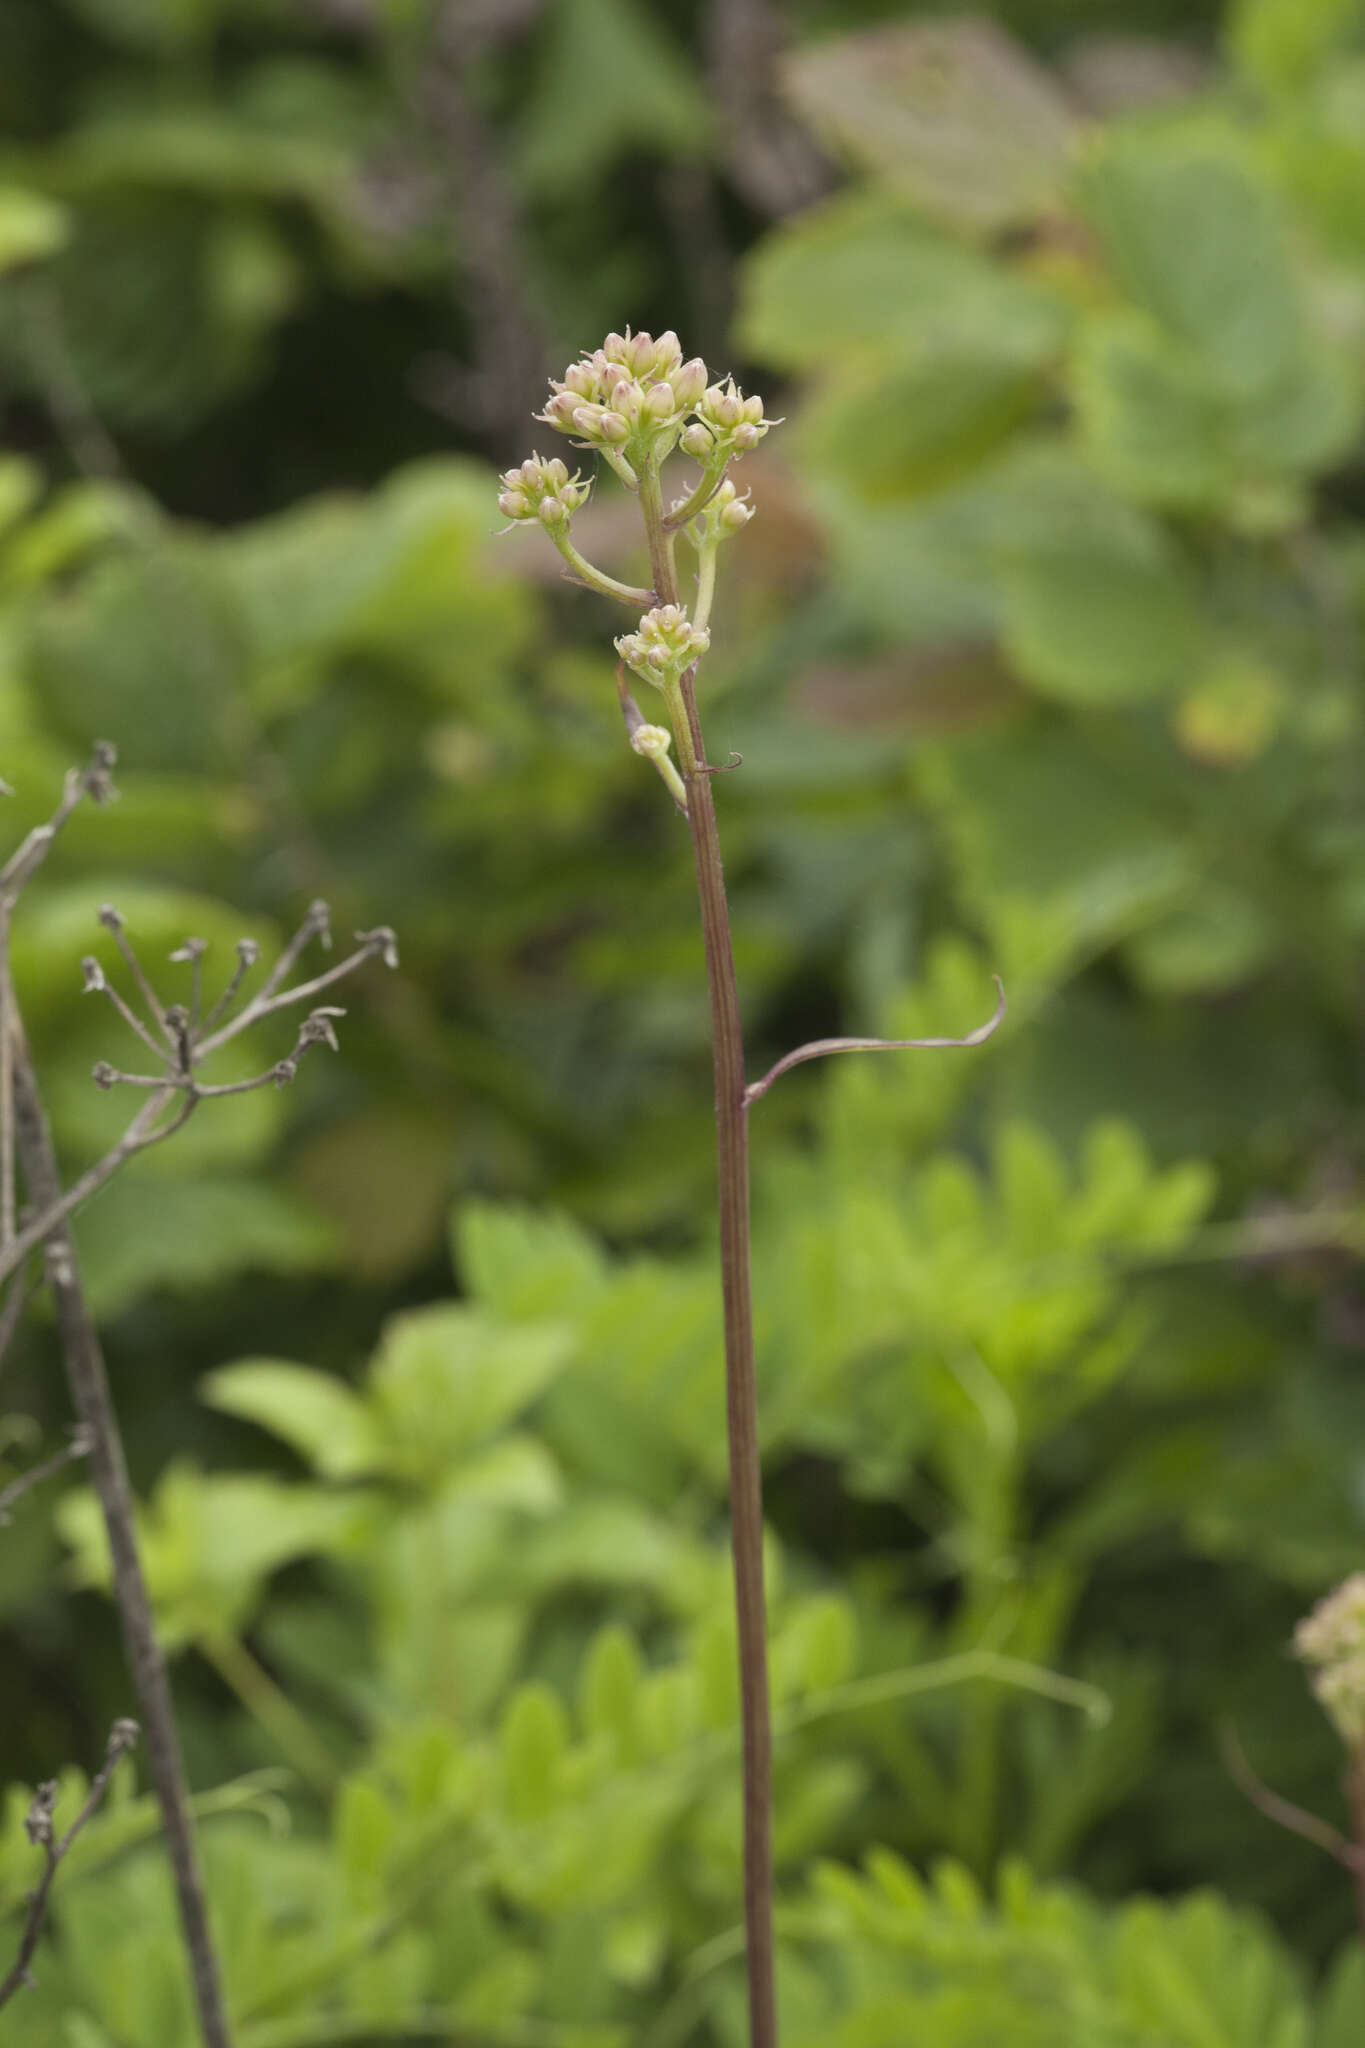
<box><xmin>58</xmin><ymin>1461</ymin><xmax>362</xmax><ymax>1647</ymax></box>
<box><xmin>0</xmin><ymin>186</ymin><xmax>70</xmax><ymax>272</ymax></box>
<box><xmin>515</xmin><ymin>0</ymin><xmax>710</xmax><ymax>193</ymax></box>
<box><xmin>369</xmin><ymin>1305</ymin><xmax>572</xmax><ymax>1483</ymax></box>
<box><xmin>781</xmin><ymin>18</ymin><xmax>1075</xmax><ymax>232</ymax></box>
<box><xmin>1228</xmin><ymin>0</ymin><xmax>1364</xmax><ymax>93</ymax></box>
<box><xmin>73</xmin><ymin>1177</ymin><xmax>338</xmax><ymax>1319</ymax></box>
<box><xmin>25</xmin><ymin>543</ymin><xmax>250</xmax><ymax>769</ymax></box>
<box><xmin>740</xmin><ymin>186</ymin><xmax>1067</xmax><ymax>372</ymax></box>
<box><xmin>1080</xmin><ymin>137</ymin><xmax>1302</xmax><ymax>397</ymax></box>
<box><xmin>800</xmin><ymin>353</ymin><xmax>1044</xmax><ymax>502</ymax></box>
<box><xmin>1315</xmin><ymin>1944</ymin><xmax>1365</xmax><ymax>2047</ymax></box>
<box><xmin>201</xmin><ymin>1360</ymin><xmax>378</xmax><ymax>1480</ymax></box>
<box><xmin>454</xmin><ymin>1200</ymin><xmax>607</xmax><ymax>1321</ymax></box>
<box><xmin>998</xmin><ymin>503</ymin><xmax>1206</xmax><ymax>705</ymax></box>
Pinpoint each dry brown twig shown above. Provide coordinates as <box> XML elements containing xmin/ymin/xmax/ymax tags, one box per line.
<box><xmin>0</xmin><ymin>1719</ymin><xmax>140</xmax><ymax>2013</ymax></box>
<box><xmin>0</xmin><ymin>744</ymin><xmax>398</xmax><ymax>2048</ymax></box>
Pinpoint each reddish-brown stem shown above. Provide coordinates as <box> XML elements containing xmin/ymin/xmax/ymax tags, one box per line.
<box><xmin>1348</xmin><ymin>1745</ymin><xmax>1365</xmax><ymax>1946</ymax></box>
<box><xmin>641</xmin><ymin>457</ymin><xmax>777</xmax><ymax>2048</ymax></box>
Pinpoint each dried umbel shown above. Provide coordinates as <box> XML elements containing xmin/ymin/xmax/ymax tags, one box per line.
<box><xmin>1295</xmin><ymin>1575</ymin><xmax>1365</xmax><ymax>1747</ymax></box>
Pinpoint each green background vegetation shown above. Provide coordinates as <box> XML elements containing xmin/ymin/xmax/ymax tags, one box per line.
<box><xmin>3</xmin><ymin>0</ymin><xmax>1365</xmax><ymax>2040</ymax></box>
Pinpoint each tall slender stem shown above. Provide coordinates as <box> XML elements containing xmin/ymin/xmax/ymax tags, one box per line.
<box><xmin>6</xmin><ymin>1002</ymin><xmax>235</xmax><ymax>2048</ymax></box>
<box><xmin>642</xmin><ymin>457</ymin><xmax>777</xmax><ymax>2048</ymax></box>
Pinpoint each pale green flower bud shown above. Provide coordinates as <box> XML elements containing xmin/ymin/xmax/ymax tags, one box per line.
<box><xmin>629</xmin><ymin>722</ymin><xmax>673</xmax><ymax>760</ymax></box>
<box><xmin>537</xmin><ymin>390</ymin><xmax>583</xmax><ymax>434</ymax></box>
<box><xmin>571</xmin><ymin>403</ymin><xmax>605</xmax><ymax>438</ymax></box>
<box><xmin>719</xmin><ymin>494</ymin><xmax>754</xmax><ymax>533</ymax></box>
<box><xmin>609</xmin><ymin>378</ymin><xmax>641</xmax><ymax>421</ymax></box>
<box><xmin>643</xmin><ymin>382</ymin><xmax>676</xmax><ymax>420</ymax></box>
<box><xmin>671</xmin><ymin>357</ymin><xmax>707</xmax><ymax>409</ymax></box>
<box><xmin>598</xmin><ymin>410</ymin><xmax>631</xmax><ymax>444</ymax></box>
<box><xmin>732</xmin><ymin>422</ymin><xmax>761</xmax><ymax>452</ymax></box>
<box><xmin>1295</xmin><ymin>1576</ymin><xmax>1365</xmax><ymax>1747</ymax></box>
<box><xmin>741</xmin><ymin>393</ymin><xmax>765</xmax><ymax>425</ymax></box>
<box><xmin>680</xmin><ymin>422</ymin><xmax>714</xmax><ymax>460</ymax></box>
<box><xmin>703</xmin><ymin>383</ymin><xmax>741</xmax><ymax>430</ymax></box>
<box><xmin>615</xmin><ymin>603</ymin><xmax>710</xmax><ymax>687</ymax></box>
<box><xmin>563</xmin><ymin>361</ymin><xmax>597</xmax><ymax>398</ymax></box>
<box><xmin>603</xmin><ymin>331</ymin><xmax>630</xmax><ymax>363</ymax></box>
<box><xmin>497</xmin><ymin>453</ymin><xmax>590</xmax><ymax>527</ymax></box>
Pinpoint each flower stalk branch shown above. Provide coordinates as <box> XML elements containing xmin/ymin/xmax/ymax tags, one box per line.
<box><xmin>502</xmin><ymin>326</ymin><xmax>1003</xmax><ymax>2048</ymax></box>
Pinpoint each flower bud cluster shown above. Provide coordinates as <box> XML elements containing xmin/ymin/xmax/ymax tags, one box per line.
<box><xmin>679</xmin><ymin>380</ymin><xmax>771</xmax><ymax>465</ymax></box>
<box><xmin>496</xmin><ymin>454</ymin><xmax>591</xmax><ymax>530</ymax></box>
<box><xmin>683</xmin><ymin>476</ymin><xmax>755</xmax><ymax>549</ymax></box>
<box><xmin>616</xmin><ymin>604</ymin><xmax>710</xmax><ymax>688</ymax></box>
<box><xmin>535</xmin><ymin>331</ymin><xmax>767</xmax><ymax>472</ymax></box>
<box><xmin>1294</xmin><ymin>1575</ymin><xmax>1365</xmax><ymax>1746</ymax></box>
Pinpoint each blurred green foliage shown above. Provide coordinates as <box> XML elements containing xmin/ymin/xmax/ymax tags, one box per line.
<box><xmin>3</xmin><ymin>0</ymin><xmax>1365</xmax><ymax>2040</ymax></box>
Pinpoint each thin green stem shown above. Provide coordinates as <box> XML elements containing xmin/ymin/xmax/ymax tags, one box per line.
<box><xmin>202</xmin><ymin>1634</ymin><xmax>338</xmax><ymax>1796</ymax></box>
<box><xmin>693</xmin><ymin>539</ymin><xmax>720</xmax><ymax>638</ymax></box>
<box><xmin>643</xmin><ymin>452</ymin><xmax>776</xmax><ymax>2048</ymax></box>
<box><xmin>664</xmin><ymin>460</ymin><xmax>730</xmax><ymax>532</ymax></box>
<box><xmin>551</xmin><ymin>534</ymin><xmax>654</xmax><ymax>609</ymax></box>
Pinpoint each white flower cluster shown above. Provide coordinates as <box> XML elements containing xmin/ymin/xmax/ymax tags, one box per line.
<box><xmin>615</xmin><ymin>604</ymin><xmax>710</xmax><ymax>689</ymax></box>
<box><xmin>1294</xmin><ymin>1574</ymin><xmax>1365</xmax><ymax>1746</ymax></box>
<box><xmin>496</xmin><ymin>454</ymin><xmax>591</xmax><ymax>530</ymax></box>
<box><xmin>536</xmin><ymin>329</ymin><xmax>771</xmax><ymax>468</ymax></box>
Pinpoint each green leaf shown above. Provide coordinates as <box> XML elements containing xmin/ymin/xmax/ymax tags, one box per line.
<box><xmin>579</xmin><ymin>1624</ymin><xmax>644</xmax><ymax>1759</ymax></box>
<box><xmin>498</xmin><ymin>1682</ymin><xmax>569</xmax><ymax>1824</ymax></box>
<box><xmin>1080</xmin><ymin>136</ymin><xmax>1302</xmax><ymax>398</ymax></box>
<box><xmin>998</xmin><ymin>500</ymin><xmax>1206</xmax><ymax>705</ymax></box>
<box><xmin>200</xmin><ymin>1360</ymin><xmax>378</xmax><ymax>1480</ymax></box>
<box><xmin>780</xmin><ymin>18</ymin><xmax>1075</xmax><ymax>233</ymax></box>
<box><xmin>335</xmin><ymin>1774</ymin><xmax>398</xmax><ymax>1898</ymax></box>
<box><xmin>454</xmin><ymin>1200</ymin><xmax>607</xmax><ymax>1322</ymax></box>
<box><xmin>801</xmin><ymin>354</ymin><xmax>1043</xmax><ymax>502</ymax></box>
<box><xmin>24</xmin><ymin>543</ymin><xmax>250</xmax><ymax>769</ymax></box>
<box><xmin>370</xmin><ymin>1305</ymin><xmax>572</xmax><ymax>1484</ymax></box>
<box><xmin>1075</xmin><ymin>308</ymin><xmax>1357</xmax><ymax>519</ymax></box>
<box><xmin>740</xmin><ymin>187</ymin><xmax>1066</xmax><ymax>373</ymax></box>
<box><xmin>0</xmin><ymin>186</ymin><xmax>70</xmax><ymax>272</ymax></box>
<box><xmin>1228</xmin><ymin>0</ymin><xmax>1364</xmax><ymax>93</ymax></box>
<box><xmin>515</xmin><ymin>0</ymin><xmax>710</xmax><ymax>194</ymax></box>
<box><xmin>58</xmin><ymin>1461</ymin><xmax>361</xmax><ymax>1647</ymax></box>
<box><xmin>1315</xmin><ymin>1943</ymin><xmax>1365</xmax><ymax>2047</ymax></box>
<box><xmin>72</xmin><ymin>1177</ymin><xmax>338</xmax><ymax>1320</ymax></box>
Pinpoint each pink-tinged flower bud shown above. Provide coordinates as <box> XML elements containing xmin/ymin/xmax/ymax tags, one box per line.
<box><xmin>546</xmin><ymin>457</ymin><xmax>568</xmax><ymax>487</ymax></box>
<box><xmin>652</xmin><ymin>329</ymin><xmax>682</xmax><ymax>373</ymax></box>
<box><xmin>572</xmin><ymin>404</ymin><xmax>604</xmax><ymax>436</ymax></box>
<box><xmin>643</xmin><ymin>382</ymin><xmax>675</xmax><ymax>419</ymax></box>
<box><xmin>598</xmin><ymin>410</ymin><xmax>631</xmax><ymax>444</ymax></box>
<box><xmin>520</xmin><ymin>457</ymin><xmax>543</xmax><ymax>485</ymax></box>
<box><xmin>671</xmin><ymin>358</ymin><xmax>707</xmax><ymax>409</ymax></box>
<box><xmin>537</xmin><ymin>497</ymin><xmax>566</xmax><ymax>527</ymax></box>
<box><xmin>498</xmin><ymin>490</ymin><xmax>529</xmax><ymax>518</ymax></box>
<box><xmin>539</xmin><ymin>392</ymin><xmax>580</xmax><ymax>431</ymax></box>
<box><xmin>564</xmin><ymin>362</ymin><xmax>597</xmax><ymax>397</ymax></box>
<box><xmin>603</xmin><ymin>331</ymin><xmax>630</xmax><ymax>362</ymax></box>
<box><xmin>732</xmin><ymin>422</ymin><xmax>761</xmax><ymax>451</ymax></box>
<box><xmin>720</xmin><ymin>496</ymin><xmax>754</xmax><ymax>532</ymax></box>
<box><xmin>680</xmin><ymin>422</ymin><xmax>714</xmax><ymax>460</ymax></box>
<box><xmin>625</xmin><ymin>330</ymin><xmax>656</xmax><ymax>374</ymax></box>
<box><xmin>704</xmin><ymin>384</ymin><xmax>741</xmax><ymax>429</ymax></box>
<box><xmin>610</xmin><ymin>378</ymin><xmax>641</xmax><ymax>420</ymax></box>
<box><xmin>741</xmin><ymin>393</ymin><xmax>765</xmax><ymax>424</ymax></box>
